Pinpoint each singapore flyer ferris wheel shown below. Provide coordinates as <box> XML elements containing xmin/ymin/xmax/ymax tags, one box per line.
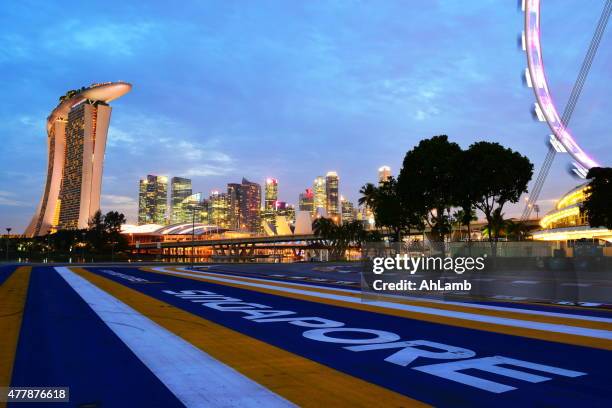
<box><xmin>520</xmin><ymin>0</ymin><xmax>611</xmax><ymax>219</ymax></box>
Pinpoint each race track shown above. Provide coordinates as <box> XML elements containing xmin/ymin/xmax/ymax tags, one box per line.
<box><xmin>1</xmin><ymin>264</ymin><xmax>611</xmax><ymax>407</ymax></box>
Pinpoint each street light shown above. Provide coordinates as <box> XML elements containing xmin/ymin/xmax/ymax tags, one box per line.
<box><xmin>81</xmin><ymin>231</ymin><xmax>86</xmax><ymax>263</ymax></box>
<box><xmin>189</xmin><ymin>205</ymin><xmax>196</xmax><ymax>271</ymax></box>
<box><xmin>5</xmin><ymin>227</ymin><xmax>11</xmax><ymax>262</ymax></box>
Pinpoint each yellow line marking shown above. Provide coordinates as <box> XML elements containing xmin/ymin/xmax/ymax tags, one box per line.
<box><xmin>0</xmin><ymin>267</ymin><xmax>32</xmax><ymax>407</ymax></box>
<box><xmin>74</xmin><ymin>267</ymin><xmax>428</xmax><ymax>407</ymax></box>
<box><xmin>142</xmin><ymin>267</ymin><xmax>612</xmax><ymax>351</ymax></box>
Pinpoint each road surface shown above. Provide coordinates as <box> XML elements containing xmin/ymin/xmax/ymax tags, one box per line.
<box><xmin>1</xmin><ymin>264</ymin><xmax>611</xmax><ymax>407</ymax></box>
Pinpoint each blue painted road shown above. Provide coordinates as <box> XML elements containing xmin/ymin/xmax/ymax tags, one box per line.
<box><xmin>2</xmin><ymin>264</ymin><xmax>612</xmax><ymax>407</ymax></box>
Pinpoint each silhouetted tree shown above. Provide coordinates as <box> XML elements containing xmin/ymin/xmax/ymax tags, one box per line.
<box><xmin>583</xmin><ymin>167</ymin><xmax>612</xmax><ymax>229</ymax></box>
<box><xmin>464</xmin><ymin>141</ymin><xmax>533</xmax><ymax>242</ymax></box>
<box><xmin>398</xmin><ymin>135</ymin><xmax>462</xmax><ymax>243</ymax></box>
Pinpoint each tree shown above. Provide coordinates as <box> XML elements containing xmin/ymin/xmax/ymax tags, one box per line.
<box><xmin>464</xmin><ymin>141</ymin><xmax>533</xmax><ymax>242</ymax></box>
<box><xmin>398</xmin><ymin>135</ymin><xmax>462</xmax><ymax>243</ymax></box>
<box><xmin>583</xmin><ymin>167</ymin><xmax>612</xmax><ymax>229</ymax></box>
<box><xmin>452</xmin><ymin>208</ymin><xmax>477</xmax><ymax>241</ymax></box>
<box><xmin>359</xmin><ymin>178</ymin><xmax>425</xmax><ymax>242</ymax></box>
<box><xmin>504</xmin><ymin>219</ymin><xmax>530</xmax><ymax>241</ymax></box>
<box><xmin>313</xmin><ymin>218</ymin><xmax>371</xmax><ymax>260</ymax></box>
<box><xmin>86</xmin><ymin>210</ymin><xmax>128</xmax><ymax>255</ymax></box>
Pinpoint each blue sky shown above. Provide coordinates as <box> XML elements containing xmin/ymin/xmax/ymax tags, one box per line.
<box><xmin>0</xmin><ymin>0</ymin><xmax>610</xmax><ymax>232</ymax></box>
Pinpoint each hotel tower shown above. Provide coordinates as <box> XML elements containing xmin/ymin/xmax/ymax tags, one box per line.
<box><xmin>25</xmin><ymin>82</ymin><xmax>132</xmax><ymax>236</ymax></box>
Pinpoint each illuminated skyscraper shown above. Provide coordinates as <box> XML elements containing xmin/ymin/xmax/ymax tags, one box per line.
<box><xmin>298</xmin><ymin>188</ymin><xmax>314</xmax><ymax>214</ymax></box>
<box><xmin>262</xmin><ymin>178</ymin><xmax>278</xmax><ymax>230</ymax></box>
<box><xmin>341</xmin><ymin>196</ymin><xmax>355</xmax><ymax>224</ymax></box>
<box><xmin>138</xmin><ymin>175</ymin><xmax>168</xmax><ymax>225</ymax></box>
<box><xmin>25</xmin><ymin>82</ymin><xmax>131</xmax><ymax>236</ymax></box>
<box><xmin>325</xmin><ymin>171</ymin><xmax>340</xmax><ymax>219</ymax></box>
<box><xmin>264</xmin><ymin>178</ymin><xmax>278</xmax><ymax>210</ymax></box>
<box><xmin>209</xmin><ymin>190</ymin><xmax>229</xmax><ymax>228</ymax></box>
<box><xmin>170</xmin><ymin>177</ymin><xmax>192</xmax><ymax>223</ymax></box>
<box><xmin>378</xmin><ymin>165</ymin><xmax>392</xmax><ymax>183</ymax></box>
<box><xmin>177</xmin><ymin>192</ymin><xmax>207</xmax><ymax>223</ymax></box>
<box><xmin>313</xmin><ymin>176</ymin><xmax>326</xmax><ymax>212</ymax></box>
<box><xmin>227</xmin><ymin>178</ymin><xmax>261</xmax><ymax>232</ymax></box>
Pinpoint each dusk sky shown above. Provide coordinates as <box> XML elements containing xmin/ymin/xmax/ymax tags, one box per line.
<box><xmin>1</xmin><ymin>0</ymin><xmax>610</xmax><ymax>232</ymax></box>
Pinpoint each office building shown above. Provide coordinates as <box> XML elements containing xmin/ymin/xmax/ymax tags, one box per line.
<box><xmin>378</xmin><ymin>165</ymin><xmax>392</xmax><ymax>183</ymax></box>
<box><xmin>209</xmin><ymin>190</ymin><xmax>229</xmax><ymax>229</ymax></box>
<box><xmin>299</xmin><ymin>188</ymin><xmax>314</xmax><ymax>215</ymax></box>
<box><xmin>341</xmin><ymin>196</ymin><xmax>355</xmax><ymax>224</ymax></box>
<box><xmin>138</xmin><ymin>175</ymin><xmax>168</xmax><ymax>225</ymax></box>
<box><xmin>26</xmin><ymin>82</ymin><xmax>132</xmax><ymax>236</ymax></box>
<box><xmin>227</xmin><ymin>178</ymin><xmax>262</xmax><ymax>233</ymax></box>
<box><xmin>326</xmin><ymin>171</ymin><xmax>340</xmax><ymax>220</ymax></box>
<box><xmin>170</xmin><ymin>177</ymin><xmax>192</xmax><ymax>224</ymax></box>
<box><xmin>264</xmin><ymin>178</ymin><xmax>278</xmax><ymax>210</ymax></box>
<box><xmin>313</xmin><ymin>176</ymin><xmax>326</xmax><ymax>212</ymax></box>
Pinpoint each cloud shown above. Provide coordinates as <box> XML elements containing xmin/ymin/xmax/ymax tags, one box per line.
<box><xmin>107</xmin><ymin>112</ymin><xmax>235</xmax><ymax>175</ymax></box>
<box><xmin>101</xmin><ymin>194</ymin><xmax>138</xmax><ymax>222</ymax></box>
<box><xmin>0</xmin><ymin>190</ymin><xmax>25</xmax><ymax>206</ymax></box>
<box><xmin>43</xmin><ymin>20</ymin><xmax>158</xmax><ymax>57</ymax></box>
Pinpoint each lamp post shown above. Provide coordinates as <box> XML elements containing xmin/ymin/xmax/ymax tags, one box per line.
<box><xmin>5</xmin><ymin>227</ymin><xmax>11</xmax><ymax>262</ymax></box>
<box><xmin>81</xmin><ymin>231</ymin><xmax>86</xmax><ymax>263</ymax></box>
<box><xmin>191</xmin><ymin>206</ymin><xmax>196</xmax><ymax>271</ymax></box>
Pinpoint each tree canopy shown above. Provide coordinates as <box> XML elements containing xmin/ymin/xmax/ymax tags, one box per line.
<box><xmin>463</xmin><ymin>141</ymin><xmax>533</xmax><ymax>241</ymax></box>
<box><xmin>397</xmin><ymin>135</ymin><xmax>462</xmax><ymax>242</ymax></box>
<box><xmin>583</xmin><ymin>167</ymin><xmax>612</xmax><ymax>229</ymax></box>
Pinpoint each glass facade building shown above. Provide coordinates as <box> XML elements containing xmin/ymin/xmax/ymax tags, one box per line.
<box><xmin>341</xmin><ymin>196</ymin><xmax>355</xmax><ymax>224</ymax></box>
<box><xmin>313</xmin><ymin>176</ymin><xmax>326</xmax><ymax>213</ymax></box>
<box><xmin>138</xmin><ymin>175</ymin><xmax>168</xmax><ymax>225</ymax></box>
<box><xmin>209</xmin><ymin>190</ymin><xmax>229</xmax><ymax>229</ymax></box>
<box><xmin>227</xmin><ymin>178</ymin><xmax>262</xmax><ymax>233</ymax></box>
<box><xmin>170</xmin><ymin>177</ymin><xmax>192</xmax><ymax>224</ymax></box>
<box><xmin>264</xmin><ymin>178</ymin><xmax>278</xmax><ymax>210</ymax></box>
<box><xmin>325</xmin><ymin>171</ymin><xmax>340</xmax><ymax>219</ymax></box>
<box><xmin>298</xmin><ymin>188</ymin><xmax>314</xmax><ymax>215</ymax></box>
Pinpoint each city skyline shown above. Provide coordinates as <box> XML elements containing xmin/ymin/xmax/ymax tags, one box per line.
<box><xmin>1</xmin><ymin>1</ymin><xmax>611</xmax><ymax>232</ymax></box>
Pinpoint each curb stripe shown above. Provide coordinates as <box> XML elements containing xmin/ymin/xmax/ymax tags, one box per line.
<box><xmin>145</xmin><ymin>267</ymin><xmax>612</xmax><ymax>350</ymax></box>
<box><xmin>75</xmin><ymin>267</ymin><xmax>428</xmax><ymax>407</ymax></box>
<box><xmin>55</xmin><ymin>267</ymin><xmax>293</xmax><ymax>408</ymax></box>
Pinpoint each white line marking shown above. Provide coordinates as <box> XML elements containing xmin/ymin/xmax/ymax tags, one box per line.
<box><xmin>561</xmin><ymin>283</ymin><xmax>592</xmax><ymax>287</ymax></box>
<box><xmin>55</xmin><ymin>267</ymin><xmax>293</xmax><ymax>408</ymax></box>
<box><xmin>151</xmin><ymin>268</ymin><xmax>612</xmax><ymax>340</ymax></box>
<box><xmin>169</xmin><ymin>268</ymin><xmax>612</xmax><ymax>323</ymax></box>
<box><xmin>512</xmin><ymin>280</ymin><xmax>540</xmax><ymax>285</ymax></box>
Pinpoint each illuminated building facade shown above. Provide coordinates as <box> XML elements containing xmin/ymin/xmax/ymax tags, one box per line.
<box><xmin>299</xmin><ymin>188</ymin><xmax>314</xmax><ymax>215</ymax></box>
<box><xmin>209</xmin><ymin>190</ymin><xmax>229</xmax><ymax>229</ymax></box>
<box><xmin>264</xmin><ymin>178</ymin><xmax>278</xmax><ymax>210</ymax></box>
<box><xmin>175</xmin><ymin>193</ymin><xmax>208</xmax><ymax>223</ymax></box>
<box><xmin>326</xmin><ymin>171</ymin><xmax>340</xmax><ymax>219</ymax></box>
<box><xmin>340</xmin><ymin>196</ymin><xmax>355</xmax><ymax>224</ymax></box>
<box><xmin>227</xmin><ymin>178</ymin><xmax>261</xmax><ymax>233</ymax></box>
<box><xmin>262</xmin><ymin>178</ymin><xmax>278</xmax><ymax>230</ymax></box>
<box><xmin>378</xmin><ymin>165</ymin><xmax>392</xmax><ymax>183</ymax></box>
<box><xmin>313</xmin><ymin>176</ymin><xmax>326</xmax><ymax>212</ymax></box>
<box><xmin>26</xmin><ymin>82</ymin><xmax>132</xmax><ymax>236</ymax></box>
<box><xmin>170</xmin><ymin>177</ymin><xmax>192</xmax><ymax>223</ymax></box>
<box><xmin>138</xmin><ymin>175</ymin><xmax>168</xmax><ymax>225</ymax></box>
<box><xmin>533</xmin><ymin>184</ymin><xmax>612</xmax><ymax>243</ymax></box>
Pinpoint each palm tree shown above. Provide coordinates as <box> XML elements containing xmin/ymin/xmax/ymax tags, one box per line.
<box><xmin>452</xmin><ymin>209</ymin><xmax>477</xmax><ymax>241</ymax></box>
<box><xmin>504</xmin><ymin>219</ymin><xmax>530</xmax><ymax>241</ymax></box>
<box><xmin>358</xmin><ymin>183</ymin><xmax>378</xmax><ymax>209</ymax></box>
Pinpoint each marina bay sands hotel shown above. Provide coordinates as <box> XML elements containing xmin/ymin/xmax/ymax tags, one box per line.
<box><xmin>26</xmin><ymin>82</ymin><xmax>132</xmax><ymax>237</ymax></box>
